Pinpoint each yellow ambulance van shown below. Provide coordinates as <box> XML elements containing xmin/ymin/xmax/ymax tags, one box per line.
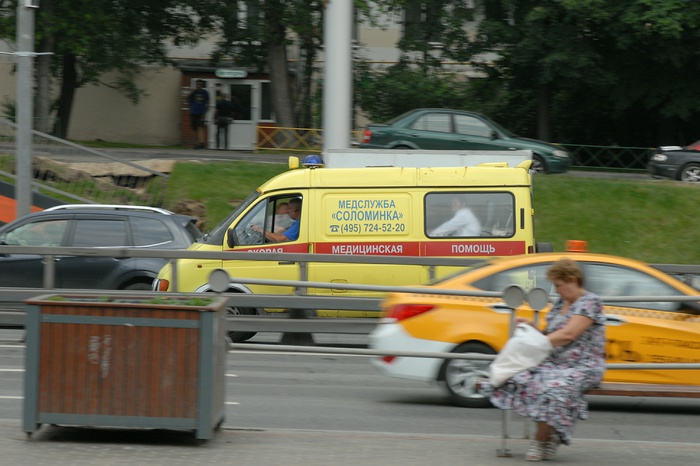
<box><xmin>153</xmin><ymin>150</ymin><xmax>551</xmax><ymax>340</ymax></box>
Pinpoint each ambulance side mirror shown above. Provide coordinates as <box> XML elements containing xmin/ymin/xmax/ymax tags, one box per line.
<box><xmin>227</xmin><ymin>228</ymin><xmax>236</xmax><ymax>248</ymax></box>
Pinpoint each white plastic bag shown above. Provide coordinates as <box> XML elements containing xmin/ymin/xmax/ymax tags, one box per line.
<box><xmin>489</xmin><ymin>323</ymin><xmax>553</xmax><ymax>387</ymax></box>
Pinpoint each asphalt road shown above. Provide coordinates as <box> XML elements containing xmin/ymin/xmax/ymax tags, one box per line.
<box><xmin>2</xmin><ymin>329</ymin><xmax>698</xmax><ymax>443</ymax></box>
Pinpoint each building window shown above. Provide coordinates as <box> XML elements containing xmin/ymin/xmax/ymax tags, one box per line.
<box><xmin>403</xmin><ymin>1</ymin><xmax>443</xmax><ymax>45</ymax></box>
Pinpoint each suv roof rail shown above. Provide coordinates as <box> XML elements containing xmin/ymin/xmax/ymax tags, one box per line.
<box><xmin>45</xmin><ymin>204</ymin><xmax>175</xmax><ymax>215</ymax></box>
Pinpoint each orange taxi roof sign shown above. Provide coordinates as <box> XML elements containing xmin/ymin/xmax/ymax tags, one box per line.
<box><xmin>565</xmin><ymin>240</ymin><xmax>589</xmax><ymax>252</ymax></box>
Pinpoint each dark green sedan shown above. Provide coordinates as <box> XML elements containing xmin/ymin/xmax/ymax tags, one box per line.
<box><xmin>360</xmin><ymin>108</ymin><xmax>570</xmax><ymax>174</ymax></box>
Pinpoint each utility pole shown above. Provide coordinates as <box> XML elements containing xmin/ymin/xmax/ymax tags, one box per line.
<box><xmin>322</xmin><ymin>0</ymin><xmax>353</xmax><ymax>151</ymax></box>
<box><xmin>15</xmin><ymin>1</ymin><xmax>38</xmax><ymax>219</ymax></box>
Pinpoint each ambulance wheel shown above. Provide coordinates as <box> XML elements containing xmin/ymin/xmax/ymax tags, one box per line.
<box><xmin>439</xmin><ymin>342</ymin><xmax>495</xmax><ymax>408</ymax></box>
<box><xmin>226</xmin><ymin>304</ymin><xmax>257</xmax><ymax>343</ymax></box>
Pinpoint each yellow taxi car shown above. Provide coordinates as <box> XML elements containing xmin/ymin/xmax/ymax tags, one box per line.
<box><xmin>368</xmin><ymin>251</ymin><xmax>700</xmax><ymax>408</ymax></box>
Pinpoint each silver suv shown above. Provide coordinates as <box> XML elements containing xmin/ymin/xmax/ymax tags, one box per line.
<box><xmin>0</xmin><ymin>205</ymin><xmax>201</xmax><ymax>290</ymax></box>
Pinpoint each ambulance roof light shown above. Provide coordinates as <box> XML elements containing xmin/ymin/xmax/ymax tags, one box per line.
<box><xmin>302</xmin><ymin>154</ymin><xmax>324</xmax><ymax>168</ymax></box>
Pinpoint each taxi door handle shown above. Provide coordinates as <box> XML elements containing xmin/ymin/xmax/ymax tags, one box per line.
<box><xmin>489</xmin><ymin>303</ymin><xmax>516</xmax><ymax>314</ymax></box>
<box><xmin>278</xmin><ymin>261</ymin><xmax>295</xmax><ymax>265</ymax></box>
<box><xmin>605</xmin><ymin>315</ymin><xmax>628</xmax><ymax>326</ymax></box>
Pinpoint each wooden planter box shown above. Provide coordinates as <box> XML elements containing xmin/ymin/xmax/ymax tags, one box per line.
<box><xmin>22</xmin><ymin>294</ymin><xmax>227</xmax><ymax>440</ymax></box>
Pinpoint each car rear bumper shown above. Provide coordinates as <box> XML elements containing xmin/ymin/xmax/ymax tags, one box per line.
<box><xmin>368</xmin><ymin>322</ymin><xmax>452</xmax><ymax>382</ymax></box>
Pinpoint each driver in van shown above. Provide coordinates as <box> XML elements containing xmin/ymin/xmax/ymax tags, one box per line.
<box><xmin>273</xmin><ymin>202</ymin><xmax>295</xmax><ymax>233</ymax></box>
<box><xmin>252</xmin><ymin>198</ymin><xmax>301</xmax><ymax>242</ymax></box>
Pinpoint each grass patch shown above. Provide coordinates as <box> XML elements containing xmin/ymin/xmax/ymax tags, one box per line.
<box><xmin>163</xmin><ymin>160</ymin><xmax>288</xmax><ymax>228</ymax></box>
<box><xmin>533</xmin><ymin>175</ymin><xmax>700</xmax><ymax>263</ymax></box>
<box><xmin>9</xmin><ymin>152</ymin><xmax>700</xmax><ymax>265</ymax></box>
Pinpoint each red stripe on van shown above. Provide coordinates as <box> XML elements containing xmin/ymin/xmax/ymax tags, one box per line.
<box><xmin>422</xmin><ymin>241</ymin><xmax>526</xmax><ymax>256</ymax></box>
<box><xmin>314</xmin><ymin>242</ymin><xmax>420</xmax><ymax>256</ymax></box>
<box><xmin>231</xmin><ymin>243</ymin><xmax>310</xmax><ymax>253</ymax></box>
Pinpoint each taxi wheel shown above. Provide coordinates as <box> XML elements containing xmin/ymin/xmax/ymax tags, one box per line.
<box><xmin>124</xmin><ymin>282</ymin><xmax>152</xmax><ymax>290</ymax></box>
<box><xmin>440</xmin><ymin>342</ymin><xmax>495</xmax><ymax>408</ymax></box>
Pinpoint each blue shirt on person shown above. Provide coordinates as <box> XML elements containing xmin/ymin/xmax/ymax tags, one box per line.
<box><xmin>283</xmin><ymin>219</ymin><xmax>300</xmax><ymax>241</ymax></box>
<box><xmin>189</xmin><ymin>88</ymin><xmax>209</xmax><ymax>115</ymax></box>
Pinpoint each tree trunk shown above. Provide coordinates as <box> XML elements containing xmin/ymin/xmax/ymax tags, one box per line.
<box><xmin>295</xmin><ymin>39</ymin><xmax>317</xmax><ymax>129</ymax></box>
<box><xmin>263</xmin><ymin>0</ymin><xmax>295</xmax><ymax>129</ymax></box>
<box><xmin>537</xmin><ymin>84</ymin><xmax>550</xmax><ymax>141</ymax></box>
<box><xmin>55</xmin><ymin>53</ymin><xmax>77</xmax><ymax>139</ymax></box>
<box><xmin>268</xmin><ymin>41</ymin><xmax>295</xmax><ymax>128</ymax></box>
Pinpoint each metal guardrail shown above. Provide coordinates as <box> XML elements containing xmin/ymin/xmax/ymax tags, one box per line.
<box><xmin>0</xmin><ymin>118</ymin><xmax>170</xmax><ymax>207</ymax></box>
<box><xmin>1</xmin><ymin>245</ymin><xmax>699</xmax><ymax>331</ymax></box>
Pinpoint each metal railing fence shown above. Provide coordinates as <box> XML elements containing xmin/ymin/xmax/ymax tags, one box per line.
<box><xmin>0</xmin><ymin>118</ymin><xmax>170</xmax><ymax>207</ymax></box>
<box><xmin>1</xmin><ymin>245</ymin><xmax>699</xmax><ymax>331</ymax></box>
<box><xmin>559</xmin><ymin>143</ymin><xmax>653</xmax><ymax>172</ymax></box>
<box><xmin>253</xmin><ymin>126</ymin><xmax>654</xmax><ymax>172</ymax></box>
<box><xmin>255</xmin><ymin>126</ymin><xmax>363</xmax><ymax>153</ymax></box>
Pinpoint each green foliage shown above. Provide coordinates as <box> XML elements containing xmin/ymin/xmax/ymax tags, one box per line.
<box><xmin>354</xmin><ymin>61</ymin><xmax>471</xmax><ymax>122</ymax></box>
<box><xmin>354</xmin><ymin>0</ymin><xmax>700</xmax><ymax>146</ymax></box>
<box><xmin>1</xmin><ymin>97</ymin><xmax>15</xmax><ymax>122</ymax></box>
<box><xmin>45</xmin><ymin>295</ymin><xmax>215</xmax><ymax>306</ymax></box>
<box><xmin>0</xmin><ymin>0</ymin><xmax>217</xmax><ymax>138</ymax></box>
<box><xmin>470</xmin><ymin>0</ymin><xmax>700</xmax><ymax>146</ymax></box>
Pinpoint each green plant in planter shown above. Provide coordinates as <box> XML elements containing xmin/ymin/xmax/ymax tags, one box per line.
<box><xmin>44</xmin><ymin>295</ymin><xmax>214</xmax><ymax>307</ymax></box>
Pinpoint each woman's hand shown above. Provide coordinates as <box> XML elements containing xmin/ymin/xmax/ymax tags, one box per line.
<box><xmin>515</xmin><ymin>317</ymin><xmax>534</xmax><ymax>327</ymax></box>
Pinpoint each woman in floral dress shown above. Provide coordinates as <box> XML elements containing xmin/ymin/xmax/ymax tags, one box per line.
<box><xmin>484</xmin><ymin>258</ymin><xmax>606</xmax><ymax>461</ymax></box>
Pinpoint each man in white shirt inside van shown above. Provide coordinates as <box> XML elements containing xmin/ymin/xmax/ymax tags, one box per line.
<box><xmin>430</xmin><ymin>195</ymin><xmax>482</xmax><ymax>237</ymax></box>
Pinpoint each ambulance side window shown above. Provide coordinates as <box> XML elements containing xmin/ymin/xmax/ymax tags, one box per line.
<box><xmin>231</xmin><ymin>195</ymin><xmax>302</xmax><ymax>246</ymax></box>
<box><xmin>424</xmin><ymin>192</ymin><xmax>515</xmax><ymax>238</ymax></box>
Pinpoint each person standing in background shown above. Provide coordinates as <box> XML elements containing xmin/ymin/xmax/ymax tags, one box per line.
<box><xmin>215</xmin><ymin>94</ymin><xmax>235</xmax><ymax>150</ymax></box>
<box><xmin>188</xmin><ymin>80</ymin><xmax>209</xmax><ymax>149</ymax></box>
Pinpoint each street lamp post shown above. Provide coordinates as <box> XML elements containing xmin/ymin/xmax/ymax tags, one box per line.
<box><xmin>15</xmin><ymin>1</ymin><xmax>37</xmax><ymax>219</ymax></box>
<box><xmin>322</xmin><ymin>0</ymin><xmax>353</xmax><ymax>151</ymax></box>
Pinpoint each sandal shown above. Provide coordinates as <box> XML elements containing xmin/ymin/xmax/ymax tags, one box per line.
<box><xmin>526</xmin><ymin>441</ymin><xmax>546</xmax><ymax>462</ymax></box>
<box><xmin>543</xmin><ymin>434</ymin><xmax>560</xmax><ymax>460</ymax></box>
